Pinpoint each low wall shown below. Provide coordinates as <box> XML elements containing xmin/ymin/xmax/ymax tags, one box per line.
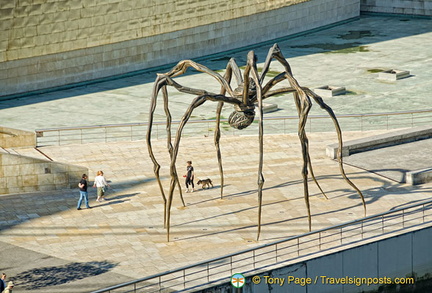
<box><xmin>0</xmin><ymin>152</ymin><xmax>87</xmax><ymax>194</ymax></box>
<box><xmin>0</xmin><ymin>126</ymin><xmax>87</xmax><ymax>194</ymax></box>
<box><xmin>361</xmin><ymin>0</ymin><xmax>432</xmax><ymax>16</ymax></box>
<box><xmin>202</xmin><ymin>226</ymin><xmax>432</xmax><ymax>292</ymax></box>
<box><xmin>326</xmin><ymin>126</ymin><xmax>432</xmax><ymax>159</ymax></box>
<box><xmin>0</xmin><ymin>126</ymin><xmax>36</xmax><ymax>148</ymax></box>
<box><xmin>0</xmin><ymin>0</ymin><xmax>360</xmax><ymax>98</ymax></box>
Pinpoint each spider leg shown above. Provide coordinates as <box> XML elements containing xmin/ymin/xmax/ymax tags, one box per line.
<box><xmin>163</xmin><ymin>60</ymin><xmax>236</xmax><ymax>97</ymax></box>
<box><xmin>214</xmin><ymin>101</ymin><xmax>224</xmax><ymax>199</ymax></box>
<box><xmin>293</xmin><ymin>91</ymin><xmax>314</xmax><ymax>231</ymax></box>
<box><xmin>260</xmin><ymin>44</ymin><xmax>292</xmax><ymax>84</ymax></box>
<box><xmin>304</xmin><ymin>89</ymin><xmax>367</xmax><ymax>216</ymax></box>
<box><xmin>147</xmin><ymin>76</ymin><xmax>168</xmax><ymax>227</ymax></box>
<box><xmin>213</xmin><ymin>58</ymin><xmax>244</xmax><ymax>199</ymax></box>
<box><xmin>165</xmin><ymin>93</ymin><xmax>243</xmax><ymax>241</ymax></box>
<box><xmin>162</xmin><ymin>86</ymin><xmax>186</xmax><ymax>207</ymax></box>
<box><xmin>261</xmin><ymin>44</ymin><xmax>344</xmax><ymax>219</ymax></box>
<box><xmin>243</xmin><ymin>51</ymin><xmax>265</xmax><ymax>240</ymax></box>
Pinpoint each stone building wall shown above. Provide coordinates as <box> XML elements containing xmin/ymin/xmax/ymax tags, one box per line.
<box><xmin>0</xmin><ymin>0</ymin><xmax>360</xmax><ymax>98</ymax></box>
<box><xmin>361</xmin><ymin>0</ymin><xmax>432</xmax><ymax>15</ymax></box>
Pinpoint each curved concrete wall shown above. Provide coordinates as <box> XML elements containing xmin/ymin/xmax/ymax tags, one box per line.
<box><xmin>0</xmin><ymin>0</ymin><xmax>360</xmax><ymax>98</ymax></box>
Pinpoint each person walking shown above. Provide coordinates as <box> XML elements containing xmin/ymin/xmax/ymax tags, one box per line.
<box><xmin>0</xmin><ymin>273</ymin><xmax>6</xmax><ymax>292</ymax></box>
<box><xmin>93</xmin><ymin>170</ymin><xmax>110</xmax><ymax>202</ymax></box>
<box><xmin>2</xmin><ymin>281</ymin><xmax>14</xmax><ymax>293</ymax></box>
<box><xmin>77</xmin><ymin>174</ymin><xmax>91</xmax><ymax>210</ymax></box>
<box><xmin>184</xmin><ymin>161</ymin><xmax>195</xmax><ymax>193</ymax></box>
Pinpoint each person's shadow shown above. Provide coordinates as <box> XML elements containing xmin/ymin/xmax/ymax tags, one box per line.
<box><xmin>14</xmin><ymin>261</ymin><xmax>117</xmax><ymax>290</ymax></box>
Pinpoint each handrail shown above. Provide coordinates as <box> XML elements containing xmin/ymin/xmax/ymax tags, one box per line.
<box><xmin>36</xmin><ymin>109</ymin><xmax>432</xmax><ymax>132</ymax></box>
<box><xmin>35</xmin><ymin>109</ymin><xmax>432</xmax><ymax>146</ymax></box>
<box><xmin>92</xmin><ymin>198</ymin><xmax>432</xmax><ymax>293</ymax></box>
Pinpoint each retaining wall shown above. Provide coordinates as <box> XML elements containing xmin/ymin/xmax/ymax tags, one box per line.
<box><xmin>0</xmin><ymin>127</ymin><xmax>87</xmax><ymax>194</ymax></box>
<box><xmin>0</xmin><ymin>152</ymin><xmax>88</xmax><ymax>194</ymax></box>
<box><xmin>0</xmin><ymin>0</ymin><xmax>360</xmax><ymax>98</ymax></box>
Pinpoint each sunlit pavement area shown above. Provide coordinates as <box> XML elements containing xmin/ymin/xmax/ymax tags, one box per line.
<box><xmin>0</xmin><ymin>15</ymin><xmax>432</xmax><ymax>292</ymax></box>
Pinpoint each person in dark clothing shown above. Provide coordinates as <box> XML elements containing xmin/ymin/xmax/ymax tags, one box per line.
<box><xmin>77</xmin><ymin>174</ymin><xmax>91</xmax><ymax>210</ymax></box>
<box><xmin>0</xmin><ymin>273</ymin><xmax>6</xmax><ymax>292</ymax></box>
<box><xmin>184</xmin><ymin>161</ymin><xmax>195</xmax><ymax>193</ymax></box>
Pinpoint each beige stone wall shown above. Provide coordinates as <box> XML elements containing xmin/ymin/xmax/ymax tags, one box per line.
<box><xmin>0</xmin><ymin>127</ymin><xmax>36</xmax><ymax>148</ymax></box>
<box><xmin>0</xmin><ymin>127</ymin><xmax>86</xmax><ymax>194</ymax></box>
<box><xmin>0</xmin><ymin>0</ymin><xmax>305</xmax><ymax>62</ymax></box>
<box><xmin>0</xmin><ymin>152</ymin><xmax>87</xmax><ymax>194</ymax></box>
<box><xmin>0</xmin><ymin>0</ymin><xmax>360</xmax><ymax>97</ymax></box>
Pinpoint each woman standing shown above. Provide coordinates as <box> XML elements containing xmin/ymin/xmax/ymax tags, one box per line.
<box><xmin>93</xmin><ymin>170</ymin><xmax>110</xmax><ymax>202</ymax></box>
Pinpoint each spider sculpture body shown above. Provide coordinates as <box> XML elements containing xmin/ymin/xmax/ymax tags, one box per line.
<box><xmin>146</xmin><ymin>43</ymin><xmax>366</xmax><ymax>241</ymax></box>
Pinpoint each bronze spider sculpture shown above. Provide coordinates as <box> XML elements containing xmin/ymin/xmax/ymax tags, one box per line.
<box><xmin>146</xmin><ymin>43</ymin><xmax>366</xmax><ymax>241</ymax></box>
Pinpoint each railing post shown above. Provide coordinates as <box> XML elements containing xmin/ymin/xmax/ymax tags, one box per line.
<box><xmin>297</xmin><ymin>238</ymin><xmax>300</xmax><ymax>256</ymax></box>
<box><xmin>184</xmin><ymin>269</ymin><xmax>186</xmax><ymax>289</ymax></box>
<box><xmin>402</xmin><ymin>210</ymin><xmax>405</xmax><ymax>228</ymax></box>
<box><xmin>253</xmin><ymin>250</ymin><xmax>256</xmax><ymax>269</ymax></box>
<box><xmin>423</xmin><ymin>204</ymin><xmax>425</xmax><ymax>222</ymax></box>
<box><xmin>319</xmin><ymin>232</ymin><xmax>322</xmax><ymax>250</ymax></box>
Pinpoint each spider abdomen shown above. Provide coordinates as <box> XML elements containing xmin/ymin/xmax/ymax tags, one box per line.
<box><xmin>228</xmin><ymin>110</ymin><xmax>255</xmax><ymax>130</ymax></box>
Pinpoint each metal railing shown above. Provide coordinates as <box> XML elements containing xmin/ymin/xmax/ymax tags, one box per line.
<box><xmin>36</xmin><ymin>109</ymin><xmax>432</xmax><ymax>146</ymax></box>
<box><xmin>92</xmin><ymin>199</ymin><xmax>432</xmax><ymax>293</ymax></box>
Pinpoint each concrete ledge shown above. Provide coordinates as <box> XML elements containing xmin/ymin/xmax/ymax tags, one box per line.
<box><xmin>0</xmin><ymin>126</ymin><xmax>36</xmax><ymax>148</ymax></box>
<box><xmin>378</xmin><ymin>69</ymin><xmax>410</xmax><ymax>81</ymax></box>
<box><xmin>406</xmin><ymin>168</ymin><xmax>432</xmax><ymax>185</ymax></box>
<box><xmin>313</xmin><ymin>85</ymin><xmax>346</xmax><ymax>98</ymax></box>
<box><xmin>326</xmin><ymin>125</ymin><xmax>432</xmax><ymax>159</ymax></box>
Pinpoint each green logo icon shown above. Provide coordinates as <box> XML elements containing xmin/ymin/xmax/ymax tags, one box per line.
<box><xmin>231</xmin><ymin>273</ymin><xmax>245</xmax><ymax>288</ymax></box>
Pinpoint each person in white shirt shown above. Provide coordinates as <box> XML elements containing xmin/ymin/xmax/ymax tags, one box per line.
<box><xmin>93</xmin><ymin>170</ymin><xmax>110</xmax><ymax>202</ymax></box>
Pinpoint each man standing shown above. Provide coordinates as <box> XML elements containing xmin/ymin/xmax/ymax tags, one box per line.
<box><xmin>77</xmin><ymin>174</ymin><xmax>91</xmax><ymax>210</ymax></box>
<box><xmin>0</xmin><ymin>273</ymin><xmax>6</xmax><ymax>292</ymax></box>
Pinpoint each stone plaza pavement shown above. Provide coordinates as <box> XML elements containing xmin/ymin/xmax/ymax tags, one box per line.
<box><xmin>0</xmin><ymin>14</ymin><xmax>432</xmax><ymax>292</ymax></box>
<box><xmin>1</xmin><ymin>130</ymin><xmax>432</xmax><ymax>292</ymax></box>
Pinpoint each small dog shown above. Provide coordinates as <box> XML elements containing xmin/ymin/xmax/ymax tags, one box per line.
<box><xmin>197</xmin><ymin>178</ymin><xmax>213</xmax><ymax>189</ymax></box>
